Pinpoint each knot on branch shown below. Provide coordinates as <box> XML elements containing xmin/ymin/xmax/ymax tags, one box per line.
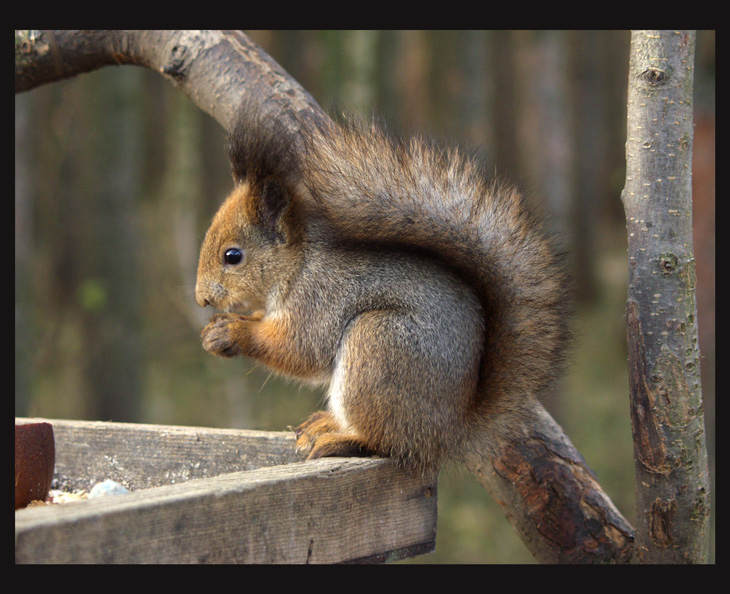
<box><xmin>639</xmin><ymin>68</ymin><xmax>669</xmax><ymax>86</ymax></box>
<box><xmin>162</xmin><ymin>44</ymin><xmax>190</xmax><ymax>81</ymax></box>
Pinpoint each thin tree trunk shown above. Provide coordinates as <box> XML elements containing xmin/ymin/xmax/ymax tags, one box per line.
<box><xmin>621</xmin><ymin>30</ymin><xmax>711</xmax><ymax>563</ymax></box>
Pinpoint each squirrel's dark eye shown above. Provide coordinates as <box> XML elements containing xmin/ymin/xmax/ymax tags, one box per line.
<box><xmin>223</xmin><ymin>248</ymin><xmax>243</xmax><ymax>265</ymax></box>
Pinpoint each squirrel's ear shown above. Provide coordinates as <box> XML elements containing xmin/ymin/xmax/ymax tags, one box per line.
<box><xmin>257</xmin><ymin>178</ymin><xmax>292</xmax><ymax>244</ymax></box>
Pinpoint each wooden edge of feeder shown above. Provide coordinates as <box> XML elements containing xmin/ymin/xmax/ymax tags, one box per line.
<box><xmin>15</xmin><ymin>419</ymin><xmax>437</xmax><ymax>564</ymax></box>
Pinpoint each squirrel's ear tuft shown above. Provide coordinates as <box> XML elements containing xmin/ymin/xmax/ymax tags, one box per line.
<box><xmin>227</xmin><ymin>104</ymin><xmax>301</xmax><ymax>187</ymax></box>
<box><xmin>257</xmin><ymin>178</ymin><xmax>291</xmax><ymax>244</ymax></box>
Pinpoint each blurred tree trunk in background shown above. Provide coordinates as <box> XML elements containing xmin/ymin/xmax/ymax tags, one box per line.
<box><xmin>341</xmin><ymin>30</ymin><xmax>379</xmax><ymax>114</ymax></box>
<box><xmin>456</xmin><ymin>31</ymin><xmax>493</xmax><ymax>150</ymax></box>
<box><xmin>513</xmin><ymin>31</ymin><xmax>574</xmax><ymax>236</ymax></box>
<box><xmin>15</xmin><ymin>84</ymin><xmax>34</xmax><ymax>416</ymax></box>
<box><xmin>81</xmin><ymin>68</ymin><xmax>144</xmax><ymax>422</ymax></box>
<box><xmin>490</xmin><ymin>31</ymin><xmax>521</xmax><ymax>181</ymax></box>
<box><xmin>568</xmin><ymin>30</ymin><xmax>600</xmax><ymax>301</ymax></box>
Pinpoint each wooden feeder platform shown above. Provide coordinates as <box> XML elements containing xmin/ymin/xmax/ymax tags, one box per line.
<box><xmin>15</xmin><ymin>418</ymin><xmax>437</xmax><ymax>564</ymax></box>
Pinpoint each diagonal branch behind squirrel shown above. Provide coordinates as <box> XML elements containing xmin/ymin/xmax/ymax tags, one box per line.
<box><xmin>195</xmin><ymin>107</ymin><xmax>571</xmax><ymax>472</ymax></box>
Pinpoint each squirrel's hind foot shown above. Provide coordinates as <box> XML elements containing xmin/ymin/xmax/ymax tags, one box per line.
<box><xmin>295</xmin><ymin>411</ymin><xmax>379</xmax><ymax>461</ymax></box>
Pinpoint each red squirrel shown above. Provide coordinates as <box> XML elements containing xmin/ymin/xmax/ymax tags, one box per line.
<box><xmin>195</xmin><ymin>108</ymin><xmax>570</xmax><ymax>472</ymax></box>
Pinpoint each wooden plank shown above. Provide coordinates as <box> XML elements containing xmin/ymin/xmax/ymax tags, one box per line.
<box><xmin>16</xmin><ymin>418</ymin><xmax>301</xmax><ymax>491</ymax></box>
<box><xmin>15</xmin><ymin>457</ymin><xmax>437</xmax><ymax>564</ymax></box>
<box><xmin>14</xmin><ymin>418</ymin><xmax>437</xmax><ymax>563</ymax></box>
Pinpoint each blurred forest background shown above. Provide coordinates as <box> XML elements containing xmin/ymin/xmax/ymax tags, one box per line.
<box><xmin>15</xmin><ymin>30</ymin><xmax>715</xmax><ymax>563</ymax></box>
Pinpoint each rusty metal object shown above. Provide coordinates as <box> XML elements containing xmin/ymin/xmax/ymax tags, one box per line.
<box><xmin>15</xmin><ymin>422</ymin><xmax>55</xmax><ymax>509</ymax></box>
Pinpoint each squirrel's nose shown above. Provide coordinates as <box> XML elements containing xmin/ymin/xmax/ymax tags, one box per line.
<box><xmin>194</xmin><ymin>285</ymin><xmax>209</xmax><ymax>308</ymax></box>
<box><xmin>195</xmin><ymin>280</ymin><xmax>225</xmax><ymax>309</ymax></box>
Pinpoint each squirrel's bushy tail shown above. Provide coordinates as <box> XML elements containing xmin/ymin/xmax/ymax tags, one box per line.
<box><xmin>230</xmin><ymin>111</ymin><xmax>571</xmax><ymax>445</ymax></box>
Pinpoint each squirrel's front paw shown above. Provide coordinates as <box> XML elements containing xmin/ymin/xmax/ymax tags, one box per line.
<box><xmin>201</xmin><ymin>314</ymin><xmax>247</xmax><ymax>358</ymax></box>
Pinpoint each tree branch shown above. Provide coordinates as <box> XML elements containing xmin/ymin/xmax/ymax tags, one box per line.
<box><xmin>621</xmin><ymin>30</ymin><xmax>711</xmax><ymax>563</ymax></box>
<box><xmin>14</xmin><ymin>30</ymin><xmax>324</xmax><ymax>134</ymax></box>
<box><xmin>464</xmin><ymin>398</ymin><xmax>634</xmax><ymax>563</ymax></box>
<box><xmin>16</xmin><ymin>29</ymin><xmax>636</xmax><ymax>563</ymax></box>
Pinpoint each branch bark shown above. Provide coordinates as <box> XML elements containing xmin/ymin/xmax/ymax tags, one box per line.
<box><xmin>16</xmin><ymin>29</ymin><xmax>636</xmax><ymax>563</ymax></box>
<box><xmin>464</xmin><ymin>398</ymin><xmax>634</xmax><ymax>563</ymax></box>
<box><xmin>621</xmin><ymin>30</ymin><xmax>711</xmax><ymax>563</ymax></box>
